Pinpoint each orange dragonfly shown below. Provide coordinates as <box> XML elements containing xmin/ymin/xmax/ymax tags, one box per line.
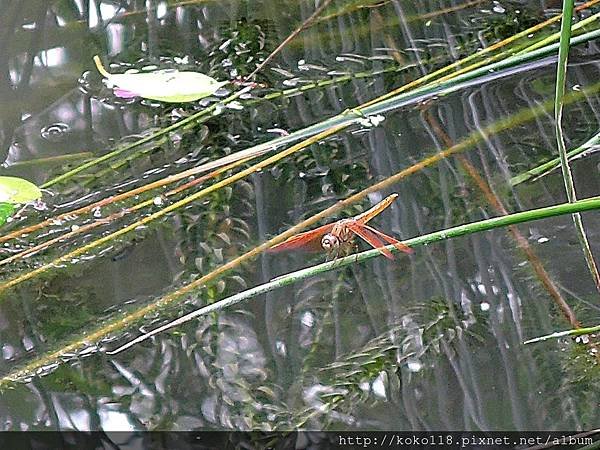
<box><xmin>269</xmin><ymin>193</ymin><xmax>413</xmax><ymax>260</ymax></box>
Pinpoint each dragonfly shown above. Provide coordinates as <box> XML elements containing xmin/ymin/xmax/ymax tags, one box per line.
<box><xmin>268</xmin><ymin>193</ymin><xmax>413</xmax><ymax>260</ymax></box>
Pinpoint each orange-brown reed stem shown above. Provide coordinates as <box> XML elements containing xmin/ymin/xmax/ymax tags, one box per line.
<box><xmin>0</xmin><ymin>160</ymin><xmax>245</xmax><ymax>267</ymax></box>
<box><xmin>0</xmin><ymin>147</ymin><xmax>264</xmax><ymax>246</ymax></box>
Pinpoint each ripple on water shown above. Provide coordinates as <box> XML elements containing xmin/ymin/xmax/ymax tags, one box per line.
<box><xmin>40</xmin><ymin>123</ymin><xmax>69</xmax><ymax>142</ymax></box>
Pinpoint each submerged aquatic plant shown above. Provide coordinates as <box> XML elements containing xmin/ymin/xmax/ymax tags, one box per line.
<box><xmin>2</xmin><ymin>0</ymin><xmax>600</xmax><ymax>431</ymax></box>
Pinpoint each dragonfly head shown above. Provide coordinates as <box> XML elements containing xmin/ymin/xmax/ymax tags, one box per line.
<box><xmin>321</xmin><ymin>233</ymin><xmax>340</xmax><ymax>252</ymax></box>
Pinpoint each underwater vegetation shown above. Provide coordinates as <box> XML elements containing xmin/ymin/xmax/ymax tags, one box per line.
<box><xmin>0</xmin><ymin>0</ymin><xmax>598</xmax><ymax>433</ymax></box>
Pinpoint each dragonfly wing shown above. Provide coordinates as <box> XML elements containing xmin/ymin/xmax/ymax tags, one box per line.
<box><xmin>362</xmin><ymin>224</ymin><xmax>413</xmax><ymax>254</ymax></box>
<box><xmin>355</xmin><ymin>193</ymin><xmax>398</xmax><ymax>224</ymax></box>
<box><xmin>346</xmin><ymin>222</ymin><xmax>395</xmax><ymax>260</ymax></box>
<box><xmin>268</xmin><ymin>223</ymin><xmax>335</xmax><ymax>253</ymax></box>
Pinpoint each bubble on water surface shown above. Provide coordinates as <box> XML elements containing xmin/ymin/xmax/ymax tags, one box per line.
<box><xmin>40</xmin><ymin>123</ymin><xmax>69</xmax><ymax>142</ymax></box>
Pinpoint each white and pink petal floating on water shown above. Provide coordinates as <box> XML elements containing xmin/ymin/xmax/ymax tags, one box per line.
<box><xmin>93</xmin><ymin>55</ymin><xmax>228</xmax><ymax>103</ymax></box>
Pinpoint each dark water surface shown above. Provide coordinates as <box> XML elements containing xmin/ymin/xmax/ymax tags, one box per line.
<box><xmin>0</xmin><ymin>0</ymin><xmax>599</xmax><ymax>432</ymax></box>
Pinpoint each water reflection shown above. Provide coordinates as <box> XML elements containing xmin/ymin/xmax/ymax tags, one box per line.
<box><xmin>0</xmin><ymin>0</ymin><xmax>598</xmax><ymax>434</ymax></box>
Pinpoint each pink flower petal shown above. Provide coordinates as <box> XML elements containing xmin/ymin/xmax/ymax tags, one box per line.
<box><xmin>113</xmin><ymin>88</ymin><xmax>139</xmax><ymax>98</ymax></box>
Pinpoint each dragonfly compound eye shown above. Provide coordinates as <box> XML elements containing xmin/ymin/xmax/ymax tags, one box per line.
<box><xmin>321</xmin><ymin>234</ymin><xmax>339</xmax><ymax>250</ymax></box>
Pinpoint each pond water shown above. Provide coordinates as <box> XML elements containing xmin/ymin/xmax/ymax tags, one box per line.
<box><xmin>0</xmin><ymin>0</ymin><xmax>599</xmax><ymax>434</ymax></box>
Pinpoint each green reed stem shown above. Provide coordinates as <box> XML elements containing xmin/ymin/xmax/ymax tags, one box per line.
<box><xmin>556</xmin><ymin>0</ymin><xmax>578</xmax><ymax>205</ymax></box>
<box><xmin>58</xmin><ymin>196</ymin><xmax>600</xmax><ymax>356</ymax></box>
<box><xmin>3</xmin><ymin>195</ymin><xmax>599</xmax><ymax>383</ymax></box>
<box><xmin>554</xmin><ymin>0</ymin><xmax>600</xmax><ymax>293</ymax></box>
<box><xmin>524</xmin><ymin>323</ymin><xmax>600</xmax><ymax>344</ymax></box>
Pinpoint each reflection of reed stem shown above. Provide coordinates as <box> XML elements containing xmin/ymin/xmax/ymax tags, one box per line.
<box><xmin>423</xmin><ymin>110</ymin><xmax>579</xmax><ymax>327</ymax></box>
<box><xmin>359</xmin><ymin>0</ymin><xmax>600</xmax><ymax>109</ymax></box>
<box><xmin>510</xmin><ymin>130</ymin><xmax>600</xmax><ymax>186</ymax></box>
<box><xmin>245</xmin><ymin>0</ymin><xmax>335</xmax><ymax>80</ymax></box>
<box><xmin>554</xmin><ymin>0</ymin><xmax>600</xmax><ymax>294</ymax></box>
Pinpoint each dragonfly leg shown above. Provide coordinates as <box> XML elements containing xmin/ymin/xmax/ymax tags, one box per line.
<box><xmin>324</xmin><ymin>248</ymin><xmax>337</xmax><ymax>262</ymax></box>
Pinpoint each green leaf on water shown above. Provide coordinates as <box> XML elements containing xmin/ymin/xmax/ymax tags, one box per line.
<box><xmin>93</xmin><ymin>55</ymin><xmax>229</xmax><ymax>103</ymax></box>
<box><xmin>0</xmin><ymin>176</ymin><xmax>42</xmax><ymax>204</ymax></box>
<box><xmin>0</xmin><ymin>203</ymin><xmax>15</xmax><ymax>226</ymax></box>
